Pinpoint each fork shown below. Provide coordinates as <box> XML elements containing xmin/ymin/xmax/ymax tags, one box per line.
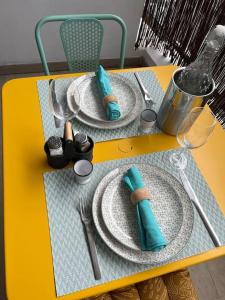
<box><xmin>134</xmin><ymin>72</ymin><xmax>155</xmax><ymax>107</ymax></box>
<box><xmin>78</xmin><ymin>198</ymin><xmax>101</xmax><ymax>280</ymax></box>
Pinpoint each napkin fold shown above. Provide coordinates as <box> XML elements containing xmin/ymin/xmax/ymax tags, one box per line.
<box><xmin>95</xmin><ymin>65</ymin><xmax>121</xmax><ymax>121</ymax></box>
<box><xmin>123</xmin><ymin>166</ymin><xmax>167</xmax><ymax>252</ymax></box>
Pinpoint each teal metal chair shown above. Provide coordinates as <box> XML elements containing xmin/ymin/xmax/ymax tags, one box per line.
<box><xmin>35</xmin><ymin>14</ymin><xmax>127</xmax><ymax>75</ymax></box>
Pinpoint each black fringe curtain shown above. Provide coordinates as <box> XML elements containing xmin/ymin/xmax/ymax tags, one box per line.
<box><xmin>136</xmin><ymin>0</ymin><xmax>225</xmax><ymax>127</ymax></box>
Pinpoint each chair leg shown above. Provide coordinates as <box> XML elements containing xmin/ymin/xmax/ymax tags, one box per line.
<box><xmin>110</xmin><ymin>284</ymin><xmax>140</xmax><ymax>300</ymax></box>
<box><xmin>84</xmin><ymin>292</ymin><xmax>112</xmax><ymax>300</ymax></box>
<box><xmin>136</xmin><ymin>276</ymin><xmax>169</xmax><ymax>300</ymax></box>
<box><xmin>162</xmin><ymin>269</ymin><xmax>198</xmax><ymax>300</ymax></box>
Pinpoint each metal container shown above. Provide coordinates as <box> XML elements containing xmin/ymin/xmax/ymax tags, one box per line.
<box><xmin>157</xmin><ymin>67</ymin><xmax>216</xmax><ymax>135</ymax></box>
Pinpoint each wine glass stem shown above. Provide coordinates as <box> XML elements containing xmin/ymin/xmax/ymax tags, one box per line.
<box><xmin>54</xmin><ymin>116</ymin><xmax>64</xmax><ymax>128</ymax></box>
<box><xmin>179</xmin><ymin>146</ymin><xmax>187</xmax><ymax>157</ymax></box>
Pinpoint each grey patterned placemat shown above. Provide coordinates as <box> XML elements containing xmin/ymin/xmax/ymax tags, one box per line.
<box><xmin>43</xmin><ymin>149</ymin><xmax>225</xmax><ymax>296</ymax></box>
<box><xmin>37</xmin><ymin>71</ymin><xmax>164</xmax><ymax>142</ymax></box>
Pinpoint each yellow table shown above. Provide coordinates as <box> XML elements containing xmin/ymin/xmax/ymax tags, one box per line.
<box><xmin>2</xmin><ymin>66</ymin><xmax>225</xmax><ymax>300</ymax></box>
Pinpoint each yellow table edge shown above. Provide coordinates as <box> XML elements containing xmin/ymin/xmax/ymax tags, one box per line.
<box><xmin>2</xmin><ymin>66</ymin><xmax>225</xmax><ymax>300</ymax></box>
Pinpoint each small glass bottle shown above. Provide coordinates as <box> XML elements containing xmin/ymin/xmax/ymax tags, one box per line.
<box><xmin>176</xmin><ymin>25</ymin><xmax>225</xmax><ymax>95</ymax></box>
<box><xmin>74</xmin><ymin>133</ymin><xmax>91</xmax><ymax>152</ymax></box>
<box><xmin>47</xmin><ymin>136</ymin><xmax>63</xmax><ymax>156</ymax></box>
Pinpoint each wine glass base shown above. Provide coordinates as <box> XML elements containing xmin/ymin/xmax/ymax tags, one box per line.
<box><xmin>54</xmin><ymin>116</ymin><xmax>64</xmax><ymax>128</ymax></box>
<box><xmin>169</xmin><ymin>152</ymin><xmax>187</xmax><ymax>170</ymax></box>
<box><xmin>118</xmin><ymin>140</ymin><xmax>133</xmax><ymax>153</ymax></box>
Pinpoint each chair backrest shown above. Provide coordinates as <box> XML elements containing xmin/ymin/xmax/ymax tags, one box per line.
<box><xmin>60</xmin><ymin>18</ymin><xmax>103</xmax><ymax>73</ymax></box>
<box><xmin>35</xmin><ymin>14</ymin><xmax>127</xmax><ymax>75</ymax></box>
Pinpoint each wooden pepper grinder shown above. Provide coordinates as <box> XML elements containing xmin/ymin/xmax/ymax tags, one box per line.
<box><xmin>64</xmin><ymin>121</ymin><xmax>74</xmax><ymax>142</ymax></box>
<box><xmin>64</xmin><ymin>121</ymin><xmax>74</xmax><ymax>159</ymax></box>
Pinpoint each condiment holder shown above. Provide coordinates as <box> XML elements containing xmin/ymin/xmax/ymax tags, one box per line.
<box><xmin>44</xmin><ymin>121</ymin><xmax>94</xmax><ymax>169</ymax></box>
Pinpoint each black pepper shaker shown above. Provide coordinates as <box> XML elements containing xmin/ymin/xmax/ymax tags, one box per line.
<box><xmin>74</xmin><ymin>133</ymin><xmax>91</xmax><ymax>152</ymax></box>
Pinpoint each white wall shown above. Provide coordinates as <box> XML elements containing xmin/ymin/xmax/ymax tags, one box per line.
<box><xmin>0</xmin><ymin>0</ymin><xmax>145</xmax><ymax>65</ymax></box>
<box><xmin>143</xmin><ymin>48</ymin><xmax>171</xmax><ymax>66</ymax></box>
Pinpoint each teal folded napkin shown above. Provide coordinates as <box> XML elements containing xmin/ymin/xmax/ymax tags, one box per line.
<box><xmin>95</xmin><ymin>65</ymin><xmax>121</xmax><ymax>121</ymax></box>
<box><xmin>123</xmin><ymin>166</ymin><xmax>167</xmax><ymax>252</ymax></box>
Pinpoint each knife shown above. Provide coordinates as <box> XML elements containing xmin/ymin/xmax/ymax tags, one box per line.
<box><xmin>49</xmin><ymin>79</ymin><xmax>65</xmax><ymax>128</ymax></box>
<box><xmin>179</xmin><ymin>169</ymin><xmax>222</xmax><ymax>247</ymax></box>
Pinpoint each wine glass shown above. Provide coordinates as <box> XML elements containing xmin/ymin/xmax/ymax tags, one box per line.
<box><xmin>170</xmin><ymin>106</ymin><xmax>217</xmax><ymax>170</ymax></box>
<box><xmin>49</xmin><ymin>78</ymin><xmax>80</xmax><ymax>128</ymax></box>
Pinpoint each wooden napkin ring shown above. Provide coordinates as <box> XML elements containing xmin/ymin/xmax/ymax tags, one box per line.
<box><xmin>131</xmin><ymin>188</ymin><xmax>151</xmax><ymax>205</ymax></box>
<box><xmin>102</xmin><ymin>95</ymin><xmax>118</xmax><ymax>107</ymax></box>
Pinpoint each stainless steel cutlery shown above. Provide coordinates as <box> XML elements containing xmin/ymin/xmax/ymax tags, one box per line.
<box><xmin>134</xmin><ymin>72</ymin><xmax>155</xmax><ymax>107</ymax></box>
<box><xmin>78</xmin><ymin>198</ymin><xmax>101</xmax><ymax>280</ymax></box>
<box><xmin>179</xmin><ymin>169</ymin><xmax>221</xmax><ymax>247</ymax></box>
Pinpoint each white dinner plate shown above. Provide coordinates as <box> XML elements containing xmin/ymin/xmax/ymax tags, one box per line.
<box><xmin>92</xmin><ymin>164</ymin><xmax>194</xmax><ymax>264</ymax></box>
<box><xmin>101</xmin><ymin>166</ymin><xmax>184</xmax><ymax>251</ymax></box>
<box><xmin>67</xmin><ymin>73</ymin><xmax>144</xmax><ymax>129</ymax></box>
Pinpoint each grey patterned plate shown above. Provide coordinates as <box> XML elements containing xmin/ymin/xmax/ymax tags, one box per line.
<box><xmin>67</xmin><ymin>73</ymin><xmax>144</xmax><ymax>129</ymax></box>
<box><xmin>101</xmin><ymin>166</ymin><xmax>186</xmax><ymax>251</ymax></box>
<box><xmin>92</xmin><ymin>164</ymin><xmax>194</xmax><ymax>264</ymax></box>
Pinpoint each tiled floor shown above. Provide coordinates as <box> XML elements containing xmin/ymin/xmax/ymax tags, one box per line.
<box><xmin>0</xmin><ymin>72</ymin><xmax>225</xmax><ymax>300</ymax></box>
